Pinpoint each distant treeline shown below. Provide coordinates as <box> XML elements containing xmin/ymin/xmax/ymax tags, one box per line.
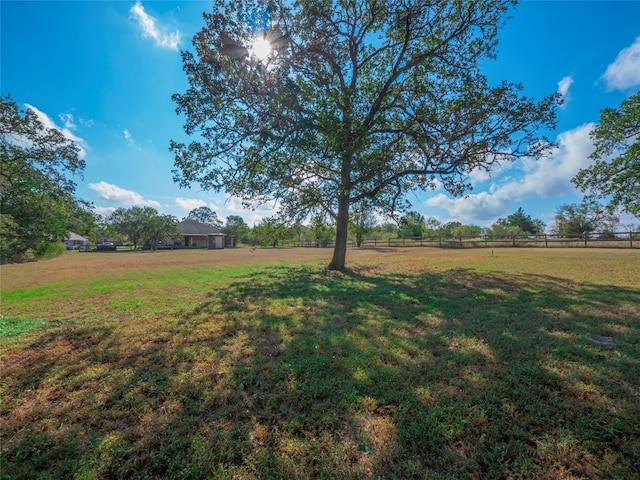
<box><xmin>279</xmin><ymin>232</ymin><xmax>640</xmax><ymax>249</ymax></box>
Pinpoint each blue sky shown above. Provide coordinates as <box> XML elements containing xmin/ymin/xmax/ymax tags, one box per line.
<box><xmin>2</xmin><ymin>1</ymin><xmax>639</xmax><ymax>229</ymax></box>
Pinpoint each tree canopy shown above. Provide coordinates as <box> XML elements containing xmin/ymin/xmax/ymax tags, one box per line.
<box><xmin>109</xmin><ymin>206</ymin><xmax>179</xmax><ymax>250</ymax></box>
<box><xmin>222</xmin><ymin>214</ymin><xmax>250</xmax><ymax>242</ymax></box>
<box><xmin>249</xmin><ymin>217</ymin><xmax>291</xmax><ymax>247</ymax></box>
<box><xmin>551</xmin><ymin>201</ymin><xmax>619</xmax><ymax>236</ymax></box>
<box><xmin>186</xmin><ymin>206</ymin><xmax>224</xmax><ymax>229</ymax></box>
<box><xmin>573</xmin><ymin>92</ymin><xmax>640</xmax><ymax>217</ymax></box>
<box><xmin>491</xmin><ymin>207</ymin><xmax>545</xmax><ymax>235</ymax></box>
<box><xmin>398</xmin><ymin>211</ymin><xmax>425</xmax><ymax>237</ymax></box>
<box><xmin>171</xmin><ymin>0</ymin><xmax>558</xmax><ymax>270</ymax></box>
<box><xmin>1</xmin><ymin>95</ymin><xmax>92</xmax><ymax>262</ymax></box>
<box><xmin>349</xmin><ymin>200</ymin><xmax>377</xmax><ymax>247</ymax></box>
<box><xmin>309</xmin><ymin>214</ymin><xmax>335</xmax><ymax>248</ymax></box>
<box><xmin>450</xmin><ymin>224</ymin><xmax>482</xmax><ymax>237</ymax></box>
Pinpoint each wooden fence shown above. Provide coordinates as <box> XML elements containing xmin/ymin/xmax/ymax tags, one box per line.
<box><xmin>282</xmin><ymin>232</ymin><xmax>640</xmax><ymax>249</ymax></box>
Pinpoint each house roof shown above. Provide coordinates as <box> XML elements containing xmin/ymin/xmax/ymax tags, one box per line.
<box><xmin>177</xmin><ymin>219</ymin><xmax>224</xmax><ymax>236</ymax></box>
<box><xmin>66</xmin><ymin>232</ymin><xmax>88</xmax><ymax>242</ymax></box>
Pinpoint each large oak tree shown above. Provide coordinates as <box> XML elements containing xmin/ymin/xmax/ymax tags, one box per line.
<box><xmin>573</xmin><ymin>92</ymin><xmax>639</xmax><ymax>217</ymax></box>
<box><xmin>108</xmin><ymin>206</ymin><xmax>179</xmax><ymax>251</ymax></box>
<box><xmin>171</xmin><ymin>0</ymin><xmax>557</xmax><ymax>270</ymax></box>
<box><xmin>1</xmin><ymin>95</ymin><xmax>92</xmax><ymax>262</ymax></box>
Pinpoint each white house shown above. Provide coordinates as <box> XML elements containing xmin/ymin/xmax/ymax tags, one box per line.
<box><xmin>65</xmin><ymin>232</ymin><xmax>89</xmax><ymax>250</ymax></box>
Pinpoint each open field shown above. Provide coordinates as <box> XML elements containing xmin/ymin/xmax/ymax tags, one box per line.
<box><xmin>1</xmin><ymin>248</ymin><xmax>639</xmax><ymax>479</ymax></box>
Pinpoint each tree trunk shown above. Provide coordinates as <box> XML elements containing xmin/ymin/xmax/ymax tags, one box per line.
<box><xmin>328</xmin><ymin>195</ymin><xmax>350</xmax><ymax>271</ymax></box>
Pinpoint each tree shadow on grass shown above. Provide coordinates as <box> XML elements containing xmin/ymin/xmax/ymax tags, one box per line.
<box><xmin>1</xmin><ymin>265</ymin><xmax>639</xmax><ymax>479</ymax></box>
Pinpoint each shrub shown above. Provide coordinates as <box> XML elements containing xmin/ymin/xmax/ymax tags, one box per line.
<box><xmin>40</xmin><ymin>241</ymin><xmax>66</xmax><ymax>259</ymax></box>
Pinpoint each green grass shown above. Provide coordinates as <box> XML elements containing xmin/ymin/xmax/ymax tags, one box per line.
<box><xmin>1</xmin><ymin>249</ymin><xmax>639</xmax><ymax>479</ymax></box>
<box><xmin>0</xmin><ymin>316</ymin><xmax>48</xmax><ymax>340</ymax></box>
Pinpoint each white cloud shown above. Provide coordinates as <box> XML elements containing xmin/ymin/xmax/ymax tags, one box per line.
<box><xmin>58</xmin><ymin>112</ymin><xmax>76</xmax><ymax>130</ymax></box>
<box><xmin>92</xmin><ymin>205</ymin><xmax>116</xmax><ymax>217</ymax></box>
<box><xmin>174</xmin><ymin>195</ymin><xmax>280</xmax><ymax>226</ymax></box>
<box><xmin>602</xmin><ymin>36</ymin><xmax>640</xmax><ymax>91</ymax></box>
<box><xmin>467</xmin><ymin>160</ymin><xmax>515</xmax><ymax>185</ymax></box>
<box><xmin>123</xmin><ymin>129</ymin><xmax>133</xmax><ymax>141</ymax></box>
<box><xmin>467</xmin><ymin>167</ymin><xmax>493</xmax><ymax>184</ymax></box>
<box><xmin>89</xmin><ymin>181</ymin><xmax>161</xmax><ymax>208</ymax></box>
<box><xmin>518</xmin><ymin>123</ymin><xmax>594</xmax><ymax>195</ymax></box>
<box><xmin>129</xmin><ymin>1</ymin><xmax>181</xmax><ymax>50</ymax></box>
<box><xmin>175</xmin><ymin>197</ymin><xmax>207</xmax><ymax>211</ymax></box>
<box><xmin>425</xmin><ymin>191</ymin><xmax>509</xmax><ymax>222</ymax></box>
<box><xmin>224</xmin><ymin>197</ymin><xmax>252</xmax><ymax>215</ymax></box>
<box><xmin>557</xmin><ymin>76</ymin><xmax>574</xmax><ymax>108</ymax></box>
<box><xmin>424</xmin><ymin>124</ymin><xmax>596</xmax><ymax>224</ymax></box>
<box><xmin>244</xmin><ymin>211</ymin><xmax>277</xmax><ymax>227</ymax></box>
<box><xmin>24</xmin><ymin>104</ymin><xmax>89</xmax><ymax>158</ymax></box>
<box><xmin>226</xmin><ymin>197</ymin><xmax>280</xmax><ymax>226</ymax></box>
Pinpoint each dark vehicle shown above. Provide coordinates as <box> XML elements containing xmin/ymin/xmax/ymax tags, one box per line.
<box><xmin>96</xmin><ymin>242</ymin><xmax>117</xmax><ymax>251</ymax></box>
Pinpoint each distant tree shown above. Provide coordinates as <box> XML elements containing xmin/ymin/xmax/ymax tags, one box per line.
<box><xmin>573</xmin><ymin>92</ymin><xmax>640</xmax><ymax>217</ymax></box>
<box><xmin>69</xmin><ymin>207</ymin><xmax>98</xmax><ymax>244</ymax></box>
<box><xmin>370</xmin><ymin>221</ymin><xmax>397</xmax><ymax>241</ymax></box>
<box><xmin>378</xmin><ymin>222</ymin><xmax>398</xmax><ymax>236</ymax></box>
<box><xmin>451</xmin><ymin>224</ymin><xmax>483</xmax><ymax>237</ymax></box>
<box><xmin>249</xmin><ymin>217</ymin><xmax>291</xmax><ymax>248</ymax></box>
<box><xmin>424</xmin><ymin>217</ymin><xmax>443</xmax><ymax>235</ymax></box>
<box><xmin>93</xmin><ymin>214</ymin><xmax>112</xmax><ymax>244</ymax></box>
<box><xmin>399</xmin><ymin>212</ymin><xmax>425</xmax><ymax>237</ymax></box>
<box><xmin>1</xmin><ymin>95</ymin><xmax>90</xmax><ymax>262</ymax></box>
<box><xmin>170</xmin><ymin>0</ymin><xmax>558</xmax><ymax>270</ymax></box>
<box><xmin>289</xmin><ymin>222</ymin><xmax>305</xmax><ymax>244</ymax></box>
<box><xmin>142</xmin><ymin>213</ymin><xmax>180</xmax><ymax>250</ymax></box>
<box><xmin>551</xmin><ymin>201</ymin><xmax>619</xmax><ymax>236</ymax></box>
<box><xmin>310</xmin><ymin>215</ymin><xmax>335</xmax><ymax>248</ymax></box>
<box><xmin>492</xmin><ymin>207</ymin><xmax>545</xmax><ymax>235</ymax></box>
<box><xmin>439</xmin><ymin>221</ymin><xmax>463</xmax><ymax>237</ymax></box>
<box><xmin>398</xmin><ymin>211</ymin><xmax>426</xmax><ymax>237</ymax></box>
<box><xmin>222</xmin><ymin>214</ymin><xmax>249</xmax><ymax>242</ymax></box>
<box><xmin>186</xmin><ymin>206</ymin><xmax>223</xmax><ymax>229</ymax></box>
<box><xmin>292</xmin><ymin>223</ymin><xmax>312</xmax><ymax>244</ymax></box>
<box><xmin>109</xmin><ymin>207</ymin><xmax>145</xmax><ymax>249</ymax></box>
<box><xmin>349</xmin><ymin>200</ymin><xmax>377</xmax><ymax>247</ymax></box>
<box><xmin>486</xmin><ymin>223</ymin><xmax>525</xmax><ymax>236</ymax></box>
<box><xmin>109</xmin><ymin>206</ymin><xmax>178</xmax><ymax>250</ymax></box>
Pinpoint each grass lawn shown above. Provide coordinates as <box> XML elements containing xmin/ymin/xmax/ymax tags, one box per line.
<box><xmin>1</xmin><ymin>247</ymin><xmax>639</xmax><ymax>479</ymax></box>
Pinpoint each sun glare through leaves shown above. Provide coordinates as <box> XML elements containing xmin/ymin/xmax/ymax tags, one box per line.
<box><xmin>248</xmin><ymin>36</ymin><xmax>272</xmax><ymax>61</ymax></box>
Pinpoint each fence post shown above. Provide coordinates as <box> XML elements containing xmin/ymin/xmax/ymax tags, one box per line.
<box><xmin>438</xmin><ymin>235</ymin><xmax>442</xmax><ymax>247</ymax></box>
<box><xmin>630</xmin><ymin>232</ymin><xmax>633</xmax><ymax>248</ymax></box>
<box><xmin>584</xmin><ymin>233</ymin><xmax>588</xmax><ymax>248</ymax></box>
<box><xmin>459</xmin><ymin>235</ymin><xmax>463</xmax><ymax>248</ymax></box>
<box><xmin>545</xmin><ymin>234</ymin><xmax>548</xmax><ymax>248</ymax></box>
<box><xmin>512</xmin><ymin>235</ymin><xmax>516</xmax><ymax>247</ymax></box>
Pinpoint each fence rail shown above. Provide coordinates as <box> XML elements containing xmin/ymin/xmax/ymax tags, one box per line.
<box><xmin>281</xmin><ymin>232</ymin><xmax>640</xmax><ymax>250</ymax></box>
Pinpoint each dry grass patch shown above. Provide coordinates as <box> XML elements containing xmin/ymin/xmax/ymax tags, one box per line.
<box><xmin>1</xmin><ymin>247</ymin><xmax>639</xmax><ymax>478</ymax></box>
